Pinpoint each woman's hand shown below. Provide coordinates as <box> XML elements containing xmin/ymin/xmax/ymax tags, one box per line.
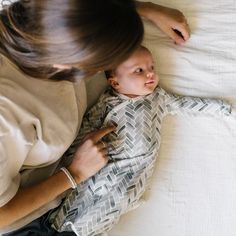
<box><xmin>0</xmin><ymin>127</ymin><xmax>115</xmax><ymax>228</ymax></box>
<box><xmin>136</xmin><ymin>1</ymin><xmax>191</xmax><ymax>45</ymax></box>
<box><xmin>68</xmin><ymin>126</ymin><xmax>115</xmax><ymax>183</ymax></box>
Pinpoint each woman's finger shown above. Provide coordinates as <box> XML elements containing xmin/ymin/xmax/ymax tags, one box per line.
<box><xmin>87</xmin><ymin>126</ymin><xmax>115</xmax><ymax>143</ymax></box>
<box><xmin>96</xmin><ymin>140</ymin><xmax>107</xmax><ymax>150</ymax></box>
<box><xmin>168</xmin><ymin>28</ymin><xmax>186</xmax><ymax>45</ymax></box>
<box><xmin>174</xmin><ymin>23</ymin><xmax>191</xmax><ymax>41</ymax></box>
<box><xmin>100</xmin><ymin>148</ymin><xmax>108</xmax><ymax>157</ymax></box>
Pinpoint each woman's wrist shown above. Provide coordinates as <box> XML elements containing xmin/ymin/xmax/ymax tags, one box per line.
<box><xmin>60</xmin><ymin>167</ymin><xmax>77</xmax><ymax>189</ymax></box>
<box><xmin>136</xmin><ymin>1</ymin><xmax>161</xmax><ymax>20</ymax></box>
<box><xmin>67</xmin><ymin>165</ymin><xmax>83</xmax><ymax>185</ymax></box>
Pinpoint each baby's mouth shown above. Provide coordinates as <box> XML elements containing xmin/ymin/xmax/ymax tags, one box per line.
<box><xmin>145</xmin><ymin>80</ymin><xmax>155</xmax><ymax>85</ymax></box>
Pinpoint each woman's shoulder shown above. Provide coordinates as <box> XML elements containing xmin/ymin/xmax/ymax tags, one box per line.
<box><xmin>0</xmin><ymin>51</ymin><xmax>81</xmax><ymax>162</ymax></box>
<box><xmin>0</xmin><ymin>52</ymin><xmax>23</xmax><ymax>75</ymax></box>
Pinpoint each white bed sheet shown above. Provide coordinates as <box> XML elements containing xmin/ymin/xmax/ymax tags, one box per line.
<box><xmin>108</xmin><ymin>0</ymin><xmax>236</xmax><ymax>235</ymax></box>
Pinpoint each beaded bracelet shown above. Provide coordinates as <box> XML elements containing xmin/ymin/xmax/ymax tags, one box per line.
<box><xmin>60</xmin><ymin>167</ymin><xmax>77</xmax><ymax>189</ymax></box>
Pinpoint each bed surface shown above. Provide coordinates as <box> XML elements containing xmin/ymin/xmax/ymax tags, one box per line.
<box><xmin>109</xmin><ymin>0</ymin><xmax>236</xmax><ymax>235</ymax></box>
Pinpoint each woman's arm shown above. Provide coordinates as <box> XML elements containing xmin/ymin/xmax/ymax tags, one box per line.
<box><xmin>0</xmin><ymin>126</ymin><xmax>114</xmax><ymax>229</ymax></box>
<box><xmin>0</xmin><ymin>171</ymin><xmax>71</xmax><ymax>229</ymax></box>
<box><xmin>136</xmin><ymin>1</ymin><xmax>190</xmax><ymax>45</ymax></box>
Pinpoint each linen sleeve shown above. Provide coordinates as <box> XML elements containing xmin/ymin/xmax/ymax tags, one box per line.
<box><xmin>75</xmin><ymin>93</ymin><xmax>108</xmax><ymax>141</ymax></box>
<box><xmin>0</xmin><ymin>112</ymin><xmax>22</xmax><ymax>207</ymax></box>
<box><xmin>0</xmin><ymin>152</ymin><xmax>20</xmax><ymax>207</ymax></box>
<box><xmin>61</xmin><ymin>92</ymin><xmax>108</xmax><ymax>161</ymax></box>
<box><xmin>0</xmin><ymin>94</ymin><xmax>37</xmax><ymax>207</ymax></box>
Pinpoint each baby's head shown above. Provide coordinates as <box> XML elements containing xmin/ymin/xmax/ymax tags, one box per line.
<box><xmin>105</xmin><ymin>46</ymin><xmax>159</xmax><ymax>98</ymax></box>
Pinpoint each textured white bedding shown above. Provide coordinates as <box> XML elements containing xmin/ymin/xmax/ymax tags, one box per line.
<box><xmin>1</xmin><ymin>0</ymin><xmax>236</xmax><ymax>235</ymax></box>
<box><xmin>109</xmin><ymin>0</ymin><xmax>236</xmax><ymax>235</ymax></box>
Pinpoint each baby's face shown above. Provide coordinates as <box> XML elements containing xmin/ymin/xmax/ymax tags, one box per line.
<box><xmin>109</xmin><ymin>47</ymin><xmax>159</xmax><ymax>98</ymax></box>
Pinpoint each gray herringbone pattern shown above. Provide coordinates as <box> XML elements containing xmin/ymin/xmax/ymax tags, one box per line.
<box><xmin>51</xmin><ymin>87</ymin><xmax>231</xmax><ymax>235</ymax></box>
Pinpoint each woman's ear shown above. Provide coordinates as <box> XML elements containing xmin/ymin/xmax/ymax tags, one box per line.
<box><xmin>108</xmin><ymin>77</ymin><xmax>119</xmax><ymax>89</ymax></box>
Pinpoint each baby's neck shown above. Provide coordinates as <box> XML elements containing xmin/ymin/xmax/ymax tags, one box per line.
<box><xmin>121</xmin><ymin>93</ymin><xmax>140</xmax><ymax>98</ymax></box>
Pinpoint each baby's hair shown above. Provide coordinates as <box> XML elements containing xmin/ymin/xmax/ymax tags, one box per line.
<box><xmin>105</xmin><ymin>70</ymin><xmax>113</xmax><ymax>79</ymax></box>
<box><xmin>104</xmin><ymin>45</ymin><xmax>150</xmax><ymax>79</ymax></box>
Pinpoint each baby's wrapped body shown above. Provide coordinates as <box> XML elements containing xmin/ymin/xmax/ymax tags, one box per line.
<box><xmin>51</xmin><ymin>86</ymin><xmax>231</xmax><ymax>236</ymax></box>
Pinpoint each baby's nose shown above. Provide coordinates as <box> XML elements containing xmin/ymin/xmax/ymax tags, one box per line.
<box><xmin>146</xmin><ymin>72</ymin><xmax>154</xmax><ymax>78</ymax></box>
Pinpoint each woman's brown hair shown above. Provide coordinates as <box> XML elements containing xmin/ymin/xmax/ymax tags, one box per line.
<box><xmin>0</xmin><ymin>0</ymin><xmax>144</xmax><ymax>81</ymax></box>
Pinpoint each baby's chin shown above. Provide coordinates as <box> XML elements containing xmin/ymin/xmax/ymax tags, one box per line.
<box><xmin>123</xmin><ymin>86</ymin><xmax>158</xmax><ymax>98</ymax></box>
<box><xmin>143</xmin><ymin>84</ymin><xmax>158</xmax><ymax>95</ymax></box>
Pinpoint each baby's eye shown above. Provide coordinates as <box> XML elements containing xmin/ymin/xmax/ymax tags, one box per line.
<box><xmin>151</xmin><ymin>65</ymin><xmax>154</xmax><ymax>71</ymax></box>
<box><xmin>134</xmin><ymin>68</ymin><xmax>143</xmax><ymax>73</ymax></box>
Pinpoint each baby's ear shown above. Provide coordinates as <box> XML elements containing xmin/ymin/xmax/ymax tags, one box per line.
<box><xmin>108</xmin><ymin>77</ymin><xmax>119</xmax><ymax>89</ymax></box>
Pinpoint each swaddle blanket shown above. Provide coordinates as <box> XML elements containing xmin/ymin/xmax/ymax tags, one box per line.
<box><xmin>51</xmin><ymin>86</ymin><xmax>231</xmax><ymax>236</ymax></box>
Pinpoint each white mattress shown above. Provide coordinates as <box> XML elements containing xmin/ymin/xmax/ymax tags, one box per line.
<box><xmin>108</xmin><ymin>0</ymin><xmax>236</xmax><ymax>235</ymax></box>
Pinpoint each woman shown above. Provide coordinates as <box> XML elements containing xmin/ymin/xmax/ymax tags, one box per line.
<box><xmin>0</xmin><ymin>0</ymin><xmax>190</xmax><ymax>235</ymax></box>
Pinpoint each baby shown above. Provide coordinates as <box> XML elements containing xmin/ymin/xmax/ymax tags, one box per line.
<box><xmin>51</xmin><ymin>46</ymin><xmax>231</xmax><ymax>236</ymax></box>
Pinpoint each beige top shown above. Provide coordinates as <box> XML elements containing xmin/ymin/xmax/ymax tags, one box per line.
<box><xmin>0</xmin><ymin>53</ymin><xmax>87</xmax><ymax>233</ymax></box>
